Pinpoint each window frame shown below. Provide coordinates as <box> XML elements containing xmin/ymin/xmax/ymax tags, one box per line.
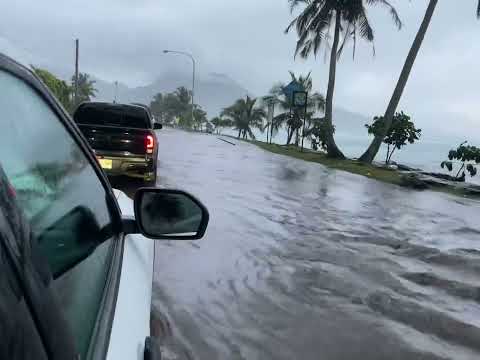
<box><xmin>0</xmin><ymin>53</ymin><xmax>126</xmax><ymax>359</ymax></box>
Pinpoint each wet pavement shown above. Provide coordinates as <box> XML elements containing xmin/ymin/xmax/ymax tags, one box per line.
<box><xmin>141</xmin><ymin>128</ymin><xmax>480</xmax><ymax>359</ymax></box>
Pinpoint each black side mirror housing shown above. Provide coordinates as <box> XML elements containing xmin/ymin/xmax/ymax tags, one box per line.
<box><xmin>123</xmin><ymin>188</ymin><xmax>209</xmax><ymax>240</ymax></box>
<box><xmin>153</xmin><ymin>123</ymin><xmax>163</xmax><ymax>130</ymax></box>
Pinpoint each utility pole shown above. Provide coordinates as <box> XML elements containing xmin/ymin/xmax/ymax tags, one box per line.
<box><xmin>74</xmin><ymin>39</ymin><xmax>79</xmax><ymax>106</ymax></box>
<box><xmin>114</xmin><ymin>81</ymin><xmax>118</xmax><ymax>103</ymax></box>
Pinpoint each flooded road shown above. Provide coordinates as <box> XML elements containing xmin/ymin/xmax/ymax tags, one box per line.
<box><xmin>151</xmin><ymin>128</ymin><xmax>480</xmax><ymax>360</ymax></box>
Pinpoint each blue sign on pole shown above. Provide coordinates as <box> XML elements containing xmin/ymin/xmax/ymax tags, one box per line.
<box><xmin>282</xmin><ymin>80</ymin><xmax>305</xmax><ymax>101</ymax></box>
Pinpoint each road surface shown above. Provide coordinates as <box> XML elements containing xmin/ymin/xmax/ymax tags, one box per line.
<box><xmin>146</xmin><ymin>129</ymin><xmax>480</xmax><ymax>359</ymax></box>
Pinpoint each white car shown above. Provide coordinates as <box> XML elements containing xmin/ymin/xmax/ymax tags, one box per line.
<box><xmin>0</xmin><ymin>53</ymin><xmax>209</xmax><ymax>360</ymax></box>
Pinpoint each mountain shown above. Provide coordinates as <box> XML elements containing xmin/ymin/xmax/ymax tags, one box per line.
<box><xmin>93</xmin><ymin>71</ymin><xmax>250</xmax><ymax>117</ymax></box>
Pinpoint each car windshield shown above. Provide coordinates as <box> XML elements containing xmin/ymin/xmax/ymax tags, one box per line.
<box><xmin>74</xmin><ymin>104</ymin><xmax>150</xmax><ymax>129</ymax></box>
<box><xmin>3</xmin><ymin>1</ymin><xmax>480</xmax><ymax>359</ymax></box>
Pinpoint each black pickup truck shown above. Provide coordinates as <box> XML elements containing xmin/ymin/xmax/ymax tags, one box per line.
<box><xmin>73</xmin><ymin>102</ymin><xmax>162</xmax><ymax>185</ymax></box>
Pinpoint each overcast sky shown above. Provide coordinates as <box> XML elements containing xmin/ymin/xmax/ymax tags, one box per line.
<box><xmin>1</xmin><ymin>1</ymin><xmax>479</xmax><ymax>138</ymax></box>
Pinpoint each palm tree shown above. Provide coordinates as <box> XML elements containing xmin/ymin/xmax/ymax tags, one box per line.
<box><xmin>72</xmin><ymin>73</ymin><xmax>97</xmax><ymax>105</ymax></box>
<box><xmin>264</xmin><ymin>72</ymin><xmax>325</xmax><ymax>145</ymax></box>
<box><xmin>261</xmin><ymin>83</ymin><xmax>285</xmax><ymax>143</ymax></box>
<box><xmin>286</xmin><ymin>0</ymin><xmax>402</xmax><ymax>159</ymax></box>
<box><xmin>359</xmin><ymin>0</ymin><xmax>480</xmax><ymax>163</ymax></box>
<box><xmin>221</xmin><ymin>96</ymin><xmax>266</xmax><ymax>140</ymax></box>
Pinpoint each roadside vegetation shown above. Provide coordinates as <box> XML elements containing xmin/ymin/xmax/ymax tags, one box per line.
<box><xmin>150</xmin><ymin>87</ymin><xmax>208</xmax><ymax>130</ymax></box>
<box><xmin>31</xmin><ymin>66</ymin><xmax>96</xmax><ymax>113</ymax></box>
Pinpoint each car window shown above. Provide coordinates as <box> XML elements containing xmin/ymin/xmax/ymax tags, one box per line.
<box><xmin>0</xmin><ymin>69</ymin><xmax>117</xmax><ymax>357</ymax></box>
<box><xmin>74</xmin><ymin>103</ymin><xmax>150</xmax><ymax>129</ymax></box>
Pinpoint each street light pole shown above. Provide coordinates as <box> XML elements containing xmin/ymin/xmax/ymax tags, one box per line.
<box><xmin>163</xmin><ymin>50</ymin><xmax>196</xmax><ymax>129</ymax></box>
<box><xmin>74</xmin><ymin>39</ymin><xmax>79</xmax><ymax>106</ymax></box>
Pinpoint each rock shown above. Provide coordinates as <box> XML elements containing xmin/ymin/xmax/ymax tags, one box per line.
<box><xmin>400</xmin><ymin>173</ymin><xmax>429</xmax><ymax>189</ymax></box>
<box><xmin>462</xmin><ymin>184</ymin><xmax>480</xmax><ymax>195</ymax></box>
<box><xmin>421</xmin><ymin>172</ymin><xmax>465</xmax><ymax>182</ymax></box>
<box><xmin>417</xmin><ymin>174</ymin><xmax>451</xmax><ymax>187</ymax></box>
<box><xmin>393</xmin><ymin>162</ymin><xmax>422</xmax><ymax>172</ymax></box>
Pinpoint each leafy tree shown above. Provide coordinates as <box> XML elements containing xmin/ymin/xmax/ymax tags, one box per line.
<box><xmin>219</xmin><ymin>117</ymin><xmax>233</xmax><ymax>131</ymax></box>
<box><xmin>71</xmin><ymin>73</ymin><xmax>97</xmax><ymax>106</ymax></box>
<box><xmin>150</xmin><ymin>93</ymin><xmax>167</xmax><ymax>123</ymax></box>
<box><xmin>365</xmin><ymin>111</ymin><xmax>421</xmax><ymax>164</ymax></box>
<box><xmin>177</xmin><ymin>104</ymin><xmax>207</xmax><ymax>130</ymax></box>
<box><xmin>211</xmin><ymin>117</ymin><xmax>224</xmax><ymax>134</ymax></box>
<box><xmin>150</xmin><ymin>87</ymin><xmax>204</xmax><ymax>129</ymax></box>
<box><xmin>264</xmin><ymin>72</ymin><xmax>325</xmax><ymax>146</ymax></box>
<box><xmin>305</xmin><ymin>117</ymin><xmax>335</xmax><ymax>151</ymax></box>
<box><xmin>286</xmin><ymin>0</ymin><xmax>402</xmax><ymax>159</ymax></box>
<box><xmin>193</xmin><ymin>105</ymin><xmax>208</xmax><ymax>131</ymax></box>
<box><xmin>32</xmin><ymin>66</ymin><xmax>72</xmax><ymax>112</ymax></box>
<box><xmin>360</xmin><ymin>1</ymin><xmax>480</xmax><ymax>163</ymax></box>
<box><xmin>174</xmin><ymin>86</ymin><xmax>192</xmax><ymax>107</ymax></box>
<box><xmin>441</xmin><ymin>142</ymin><xmax>480</xmax><ymax>180</ymax></box>
<box><xmin>221</xmin><ymin>96</ymin><xmax>266</xmax><ymax>139</ymax></box>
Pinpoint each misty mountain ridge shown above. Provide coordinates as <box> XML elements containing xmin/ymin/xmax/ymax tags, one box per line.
<box><xmin>93</xmin><ymin>71</ymin><xmax>252</xmax><ymax>118</ymax></box>
<box><xmin>92</xmin><ymin>72</ymin><xmax>370</xmax><ymax>131</ymax></box>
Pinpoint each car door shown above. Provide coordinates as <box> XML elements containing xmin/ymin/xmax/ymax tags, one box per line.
<box><xmin>0</xmin><ymin>54</ymin><xmax>125</xmax><ymax>359</ymax></box>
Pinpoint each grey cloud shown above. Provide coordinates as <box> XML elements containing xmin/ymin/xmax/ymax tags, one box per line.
<box><xmin>1</xmin><ymin>0</ymin><xmax>479</xmax><ymax>139</ymax></box>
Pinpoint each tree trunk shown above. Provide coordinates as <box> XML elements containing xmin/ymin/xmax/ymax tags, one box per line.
<box><xmin>387</xmin><ymin>147</ymin><xmax>396</xmax><ymax>164</ymax></box>
<box><xmin>237</xmin><ymin>129</ymin><xmax>241</xmax><ymax>138</ymax></box>
<box><xmin>295</xmin><ymin>128</ymin><xmax>300</xmax><ymax>146</ymax></box>
<box><xmin>359</xmin><ymin>0</ymin><xmax>438</xmax><ymax>163</ymax></box>
<box><xmin>270</xmin><ymin>120</ymin><xmax>274</xmax><ymax>144</ymax></box>
<box><xmin>287</xmin><ymin>127</ymin><xmax>294</xmax><ymax>145</ymax></box>
<box><xmin>323</xmin><ymin>10</ymin><xmax>345</xmax><ymax>159</ymax></box>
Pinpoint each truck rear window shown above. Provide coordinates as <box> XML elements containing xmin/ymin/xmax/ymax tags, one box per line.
<box><xmin>74</xmin><ymin>104</ymin><xmax>151</xmax><ymax>129</ymax></box>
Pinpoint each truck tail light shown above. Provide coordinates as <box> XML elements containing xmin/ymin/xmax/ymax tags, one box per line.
<box><xmin>146</xmin><ymin>134</ymin><xmax>154</xmax><ymax>154</ymax></box>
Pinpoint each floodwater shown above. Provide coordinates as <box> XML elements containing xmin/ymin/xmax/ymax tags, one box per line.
<box><xmin>151</xmin><ymin>128</ymin><xmax>480</xmax><ymax>360</ymax></box>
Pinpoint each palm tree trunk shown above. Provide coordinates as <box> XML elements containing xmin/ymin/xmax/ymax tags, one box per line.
<box><xmin>287</xmin><ymin>127</ymin><xmax>294</xmax><ymax>145</ymax></box>
<box><xmin>295</xmin><ymin>128</ymin><xmax>300</xmax><ymax>146</ymax></box>
<box><xmin>359</xmin><ymin>0</ymin><xmax>438</xmax><ymax>163</ymax></box>
<box><xmin>323</xmin><ymin>10</ymin><xmax>345</xmax><ymax>159</ymax></box>
<box><xmin>270</xmin><ymin>121</ymin><xmax>274</xmax><ymax>144</ymax></box>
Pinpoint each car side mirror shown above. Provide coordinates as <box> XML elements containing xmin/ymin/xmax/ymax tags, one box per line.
<box><xmin>153</xmin><ymin>123</ymin><xmax>163</xmax><ymax>130</ymax></box>
<box><xmin>129</xmin><ymin>188</ymin><xmax>209</xmax><ymax>240</ymax></box>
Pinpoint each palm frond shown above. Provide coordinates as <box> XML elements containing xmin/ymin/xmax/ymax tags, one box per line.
<box><xmin>286</xmin><ymin>0</ymin><xmax>402</xmax><ymax>61</ymax></box>
<box><xmin>358</xmin><ymin>10</ymin><xmax>374</xmax><ymax>41</ymax></box>
<box><xmin>366</xmin><ymin>0</ymin><xmax>402</xmax><ymax>29</ymax></box>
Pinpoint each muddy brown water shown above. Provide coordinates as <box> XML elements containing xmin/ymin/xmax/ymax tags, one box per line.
<box><xmin>117</xmin><ymin>128</ymin><xmax>480</xmax><ymax>360</ymax></box>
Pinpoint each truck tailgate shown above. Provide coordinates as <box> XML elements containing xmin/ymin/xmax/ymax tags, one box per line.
<box><xmin>77</xmin><ymin>124</ymin><xmax>150</xmax><ymax>155</ymax></box>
